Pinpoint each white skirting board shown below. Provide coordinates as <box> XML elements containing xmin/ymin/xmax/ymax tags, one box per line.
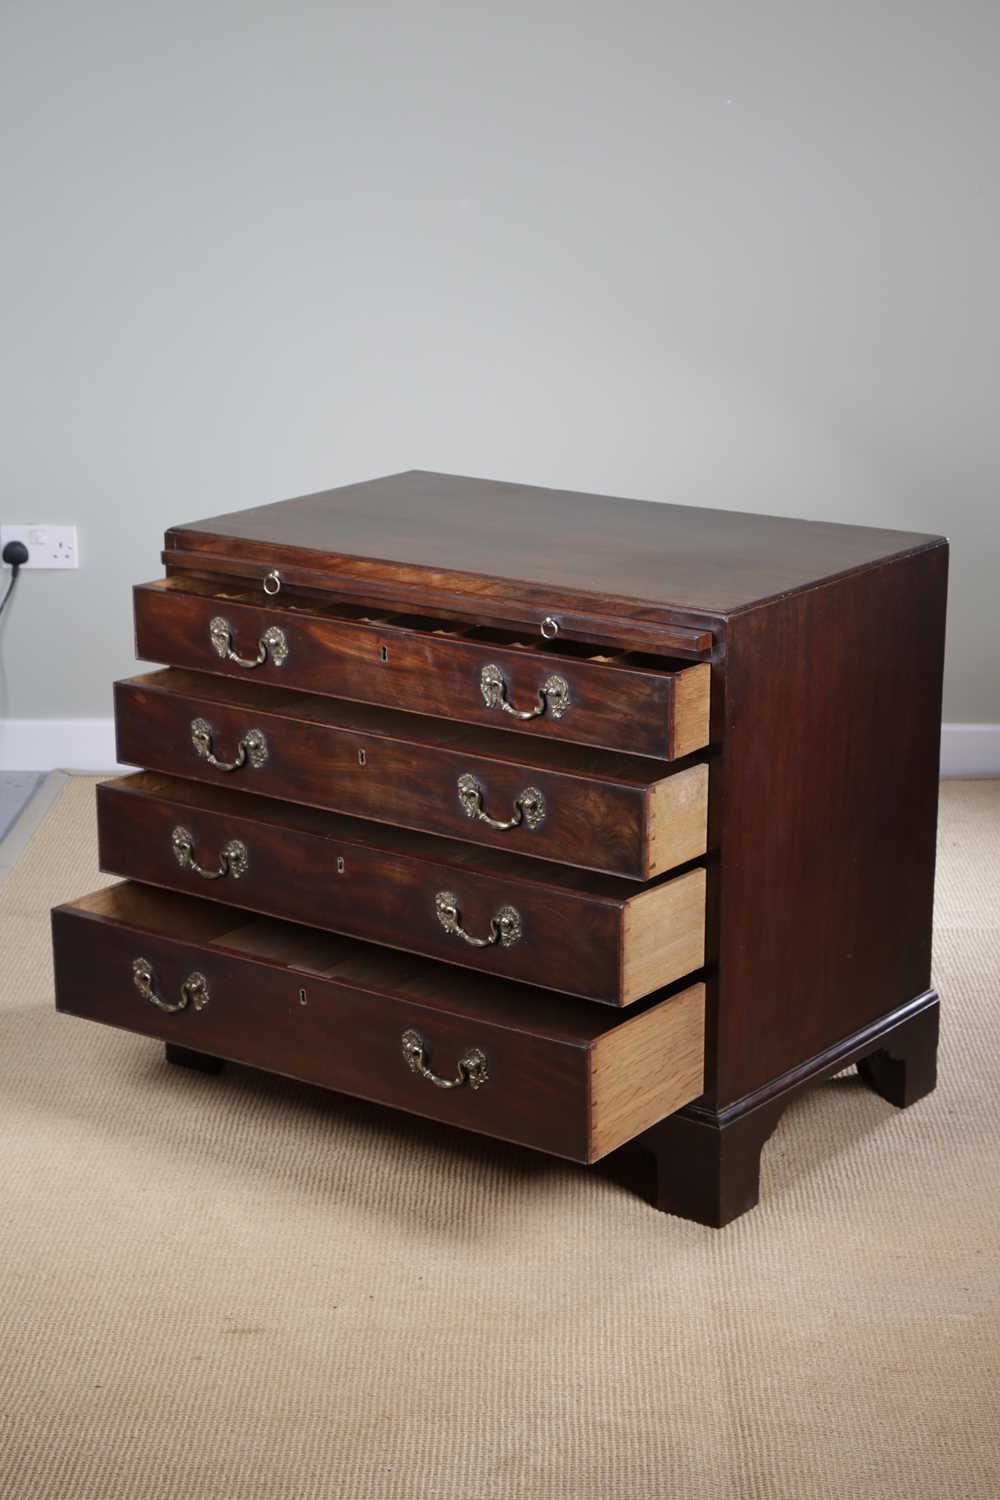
<box><xmin>939</xmin><ymin>724</ymin><xmax>1000</xmax><ymax>779</ymax></box>
<box><xmin>0</xmin><ymin>719</ymin><xmax>131</xmax><ymax>774</ymax></box>
<box><xmin>1</xmin><ymin>718</ymin><xmax>998</xmax><ymax>778</ymax></box>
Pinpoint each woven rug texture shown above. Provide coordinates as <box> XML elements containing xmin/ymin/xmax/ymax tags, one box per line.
<box><xmin>0</xmin><ymin>776</ymin><xmax>998</xmax><ymax>1500</ymax></box>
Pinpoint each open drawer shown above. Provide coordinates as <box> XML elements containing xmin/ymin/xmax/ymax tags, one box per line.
<box><xmin>114</xmin><ymin>670</ymin><xmax>709</xmax><ymax>881</ymax></box>
<box><xmin>97</xmin><ymin>772</ymin><xmax>706</xmax><ymax>1006</ymax></box>
<box><xmin>52</xmin><ymin>883</ymin><xmax>706</xmax><ymax>1164</ymax></box>
<box><xmin>134</xmin><ymin>577</ymin><xmax>710</xmax><ymax>761</ymax></box>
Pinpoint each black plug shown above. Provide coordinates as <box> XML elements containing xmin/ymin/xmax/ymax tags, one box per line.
<box><xmin>0</xmin><ymin>538</ymin><xmax>29</xmax><ymax>619</ymax></box>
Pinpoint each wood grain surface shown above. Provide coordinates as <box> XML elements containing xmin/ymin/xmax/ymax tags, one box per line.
<box><xmin>97</xmin><ymin>772</ymin><xmax>706</xmax><ymax>1005</ymax></box>
<box><xmin>53</xmin><ymin>883</ymin><xmax>706</xmax><ymax>1163</ymax></box>
<box><xmin>114</xmin><ymin>669</ymin><xmax>709</xmax><ymax>879</ymax></box>
<box><xmin>166</xmin><ymin>468</ymin><xmax>943</xmax><ymax>618</ymax></box>
<box><xmin>135</xmin><ymin>577</ymin><xmax>710</xmax><ymax>760</ymax></box>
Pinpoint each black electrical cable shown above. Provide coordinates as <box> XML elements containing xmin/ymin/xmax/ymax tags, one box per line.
<box><xmin>0</xmin><ymin>539</ymin><xmax>30</xmax><ymax>617</ymax></box>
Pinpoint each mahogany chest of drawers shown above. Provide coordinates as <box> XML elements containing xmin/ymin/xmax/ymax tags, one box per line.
<box><xmin>51</xmin><ymin>470</ymin><xmax>948</xmax><ymax>1225</ymax></box>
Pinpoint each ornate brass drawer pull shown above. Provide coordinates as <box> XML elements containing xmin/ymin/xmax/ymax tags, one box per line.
<box><xmin>209</xmin><ymin>615</ymin><xmax>289</xmax><ymax>670</ymax></box>
<box><xmin>190</xmin><ymin>717</ymin><xmax>268</xmax><ymax>773</ymax></box>
<box><xmin>434</xmin><ymin>890</ymin><xmax>522</xmax><ymax>948</ymax></box>
<box><xmin>401</xmin><ymin>1029</ymin><xmax>489</xmax><ymax>1091</ymax></box>
<box><xmin>171</xmin><ymin>826</ymin><xmax>249</xmax><ymax>881</ymax></box>
<box><xmin>480</xmin><ymin>664</ymin><xmax>570</xmax><ymax>721</ymax></box>
<box><xmin>132</xmin><ymin>957</ymin><xmax>209</xmax><ymax>1014</ymax></box>
<box><xmin>456</xmin><ymin>773</ymin><xmax>545</xmax><ymax>832</ymax></box>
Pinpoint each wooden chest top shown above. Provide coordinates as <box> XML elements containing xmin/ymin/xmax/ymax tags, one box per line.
<box><xmin>164</xmin><ymin>468</ymin><xmax>944</xmax><ymax>623</ymax></box>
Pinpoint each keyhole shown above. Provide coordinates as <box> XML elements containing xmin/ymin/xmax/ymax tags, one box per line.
<box><xmin>336</xmin><ymin>856</ymin><xmax>345</xmax><ymax>874</ymax></box>
<box><xmin>357</xmin><ymin>748</ymin><xmax>367</xmax><ymax>767</ymax></box>
<box><xmin>378</xmin><ymin>644</ymin><xmax>389</xmax><ymax>664</ymax></box>
<box><xmin>298</xmin><ymin>987</ymin><xmax>308</xmax><ymax>1006</ymax></box>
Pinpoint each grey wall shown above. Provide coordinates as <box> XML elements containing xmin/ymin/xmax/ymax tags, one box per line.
<box><xmin>1</xmin><ymin>0</ymin><xmax>997</xmax><ymax>723</ymax></box>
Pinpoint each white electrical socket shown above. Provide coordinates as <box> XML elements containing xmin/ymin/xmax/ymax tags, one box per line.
<box><xmin>1</xmin><ymin>524</ymin><xmax>79</xmax><ymax>569</ymax></box>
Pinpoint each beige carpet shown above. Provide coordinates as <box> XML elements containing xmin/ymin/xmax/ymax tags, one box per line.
<box><xmin>1</xmin><ymin>778</ymin><xmax>998</xmax><ymax>1500</ymax></box>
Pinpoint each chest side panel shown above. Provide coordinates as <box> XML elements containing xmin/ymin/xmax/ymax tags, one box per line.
<box><xmin>712</xmin><ymin>542</ymin><xmax>948</xmax><ymax>1107</ymax></box>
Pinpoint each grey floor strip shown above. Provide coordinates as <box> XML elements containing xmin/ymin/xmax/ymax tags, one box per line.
<box><xmin>0</xmin><ymin>772</ymin><xmax>44</xmax><ymax>841</ymax></box>
<box><xmin>0</xmin><ymin>770</ymin><xmax>71</xmax><ymax>879</ymax></box>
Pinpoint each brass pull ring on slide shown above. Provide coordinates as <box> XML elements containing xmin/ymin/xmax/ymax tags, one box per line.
<box><xmin>132</xmin><ymin>957</ymin><xmax>210</xmax><ymax>1014</ymax></box>
<box><xmin>456</xmin><ymin>773</ymin><xmax>546</xmax><ymax>832</ymax></box>
<box><xmin>209</xmin><ymin>615</ymin><xmax>289</xmax><ymax>670</ymax></box>
<box><xmin>434</xmin><ymin>891</ymin><xmax>522</xmax><ymax>949</ymax></box>
<box><xmin>171</xmin><ymin>826</ymin><xmax>249</xmax><ymax>881</ymax></box>
<box><xmin>480</xmin><ymin>664</ymin><xmax>570</xmax><ymax>721</ymax></box>
<box><xmin>190</xmin><ymin>718</ymin><xmax>268</xmax><ymax>774</ymax></box>
<box><xmin>401</xmin><ymin>1029</ymin><xmax>489</xmax><ymax>1091</ymax></box>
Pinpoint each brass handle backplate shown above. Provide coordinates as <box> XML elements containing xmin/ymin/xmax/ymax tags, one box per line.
<box><xmin>480</xmin><ymin>664</ymin><xmax>570</xmax><ymax>721</ymax></box>
<box><xmin>190</xmin><ymin>717</ymin><xmax>268</xmax><ymax>773</ymax></box>
<box><xmin>132</xmin><ymin>957</ymin><xmax>209</xmax><ymax>1014</ymax></box>
<box><xmin>457</xmin><ymin>773</ymin><xmax>545</xmax><ymax>832</ymax></box>
<box><xmin>171</xmin><ymin>826</ymin><xmax>249</xmax><ymax>881</ymax></box>
<box><xmin>401</xmin><ymin>1029</ymin><xmax>489</xmax><ymax>1091</ymax></box>
<box><xmin>209</xmin><ymin>615</ymin><xmax>289</xmax><ymax>670</ymax></box>
<box><xmin>434</xmin><ymin>890</ymin><xmax>522</xmax><ymax>948</ymax></box>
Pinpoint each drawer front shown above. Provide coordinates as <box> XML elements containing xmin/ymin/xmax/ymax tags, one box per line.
<box><xmin>52</xmin><ymin>885</ymin><xmax>706</xmax><ymax>1164</ymax></box>
<box><xmin>135</xmin><ymin>579</ymin><xmax>710</xmax><ymax>761</ymax></box>
<box><xmin>97</xmin><ymin>775</ymin><xmax>707</xmax><ymax>1005</ymax></box>
<box><xmin>114</xmin><ymin>672</ymin><xmax>709</xmax><ymax>880</ymax></box>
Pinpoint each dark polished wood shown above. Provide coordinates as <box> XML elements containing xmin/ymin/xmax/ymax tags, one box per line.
<box><xmin>166</xmin><ymin>468</ymin><xmax>942</xmax><ymax>622</ymax></box>
<box><xmin>52</xmin><ymin>468</ymin><xmax>949</xmax><ymax>1226</ymax></box>
<box><xmin>52</xmin><ymin>883</ymin><xmax>705</xmax><ymax>1165</ymax></box>
<box><xmin>164</xmin><ymin>1042</ymin><xmax>225</xmax><ymax>1074</ymax></box>
<box><xmin>612</xmin><ymin>991</ymin><xmax>940</xmax><ymax>1226</ymax></box>
<box><xmin>96</xmin><ymin>771</ymin><xmax>706</xmax><ymax>1005</ymax></box>
<box><xmin>134</xmin><ymin>577</ymin><xmax>709</xmax><ymax>761</ymax></box>
<box><xmin>113</xmin><ymin>669</ymin><xmax>709</xmax><ymax>880</ymax></box>
<box><xmin>629</xmin><ymin>1098</ymin><xmax>787</xmax><ymax>1229</ymax></box>
<box><xmin>707</xmin><ymin>543</ymin><xmax>948</xmax><ymax>1109</ymax></box>
<box><xmin>160</xmin><ymin>553</ymin><xmax>717</xmax><ymax>656</ymax></box>
<box><xmin>857</xmin><ymin>1001</ymin><xmax>939</xmax><ymax>1108</ymax></box>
